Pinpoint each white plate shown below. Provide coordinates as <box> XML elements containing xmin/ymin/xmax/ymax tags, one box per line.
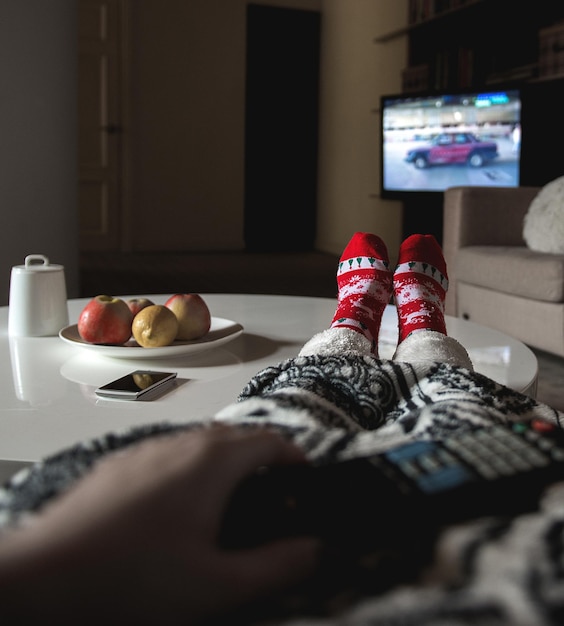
<box><xmin>59</xmin><ymin>317</ymin><xmax>244</xmax><ymax>359</ymax></box>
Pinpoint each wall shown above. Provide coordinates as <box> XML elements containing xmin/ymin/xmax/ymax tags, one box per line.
<box><xmin>315</xmin><ymin>0</ymin><xmax>407</xmax><ymax>263</ymax></box>
<box><xmin>125</xmin><ymin>0</ymin><xmax>407</xmax><ymax>258</ymax></box>
<box><xmin>127</xmin><ymin>0</ymin><xmax>322</xmax><ymax>252</ymax></box>
<box><xmin>0</xmin><ymin>0</ymin><xmax>79</xmax><ymax>306</ymax></box>
<box><xmin>0</xmin><ymin>0</ymin><xmax>407</xmax><ymax>306</ymax></box>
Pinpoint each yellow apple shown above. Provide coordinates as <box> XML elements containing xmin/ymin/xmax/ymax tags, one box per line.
<box><xmin>165</xmin><ymin>293</ymin><xmax>211</xmax><ymax>340</ymax></box>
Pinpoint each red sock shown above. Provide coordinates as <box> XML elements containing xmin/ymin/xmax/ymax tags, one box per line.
<box><xmin>393</xmin><ymin>234</ymin><xmax>448</xmax><ymax>342</ymax></box>
<box><xmin>331</xmin><ymin>232</ymin><xmax>392</xmax><ymax>353</ymax></box>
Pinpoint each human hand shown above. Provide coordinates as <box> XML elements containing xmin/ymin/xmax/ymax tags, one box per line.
<box><xmin>0</xmin><ymin>425</ymin><xmax>320</xmax><ymax>624</ymax></box>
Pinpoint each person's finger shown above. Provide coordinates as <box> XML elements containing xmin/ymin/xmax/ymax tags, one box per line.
<box><xmin>219</xmin><ymin>536</ymin><xmax>321</xmax><ymax>606</ymax></box>
<box><xmin>190</xmin><ymin>426</ymin><xmax>309</xmax><ymax>507</ymax></box>
<box><xmin>211</xmin><ymin>426</ymin><xmax>307</xmax><ymax>475</ymax></box>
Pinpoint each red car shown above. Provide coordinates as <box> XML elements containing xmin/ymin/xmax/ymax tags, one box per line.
<box><xmin>405</xmin><ymin>132</ymin><xmax>499</xmax><ymax>168</ymax></box>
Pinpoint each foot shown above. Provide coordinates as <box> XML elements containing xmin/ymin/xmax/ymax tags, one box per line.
<box><xmin>330</xmin><ymin>232</ymin><xmax>393</xmax><ymax>353</ymax></box>
<box><xmin>393</xmin><ymin>234</ymin><xmax>448</xmax><ymax>342</ymax></box>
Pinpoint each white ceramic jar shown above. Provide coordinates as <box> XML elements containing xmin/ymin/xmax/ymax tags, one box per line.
<box><xmin>8</xmin><ymin>254</ymin><xmax>69</xmax><ymax>337</ymax></box>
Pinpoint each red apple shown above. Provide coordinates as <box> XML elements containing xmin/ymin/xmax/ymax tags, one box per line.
<box><xmin>78</xmin><ymin>295</ymin><xmax>134</xmax><ymax>345</ymax></box>
<box><xmin>126</xmin><ymin>297</ymin><xmax>154</xmax><ymax>317</ymax></box>
<box><xmin>165</xmin><ymin>293</ymin><xmax>211</xmax><ymax>340</ymax></box>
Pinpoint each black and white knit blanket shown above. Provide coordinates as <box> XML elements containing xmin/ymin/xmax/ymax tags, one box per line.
<box><xmin>2</xmin><ymin>354</ymin><xmax>564</xmax><ymax>625</ymax></box>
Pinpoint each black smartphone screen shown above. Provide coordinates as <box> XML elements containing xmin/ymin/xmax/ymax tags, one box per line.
<box><xmin>95</xmin><ymin>370</ymin><xmax>177</xmax><ymax>399</ymax></box>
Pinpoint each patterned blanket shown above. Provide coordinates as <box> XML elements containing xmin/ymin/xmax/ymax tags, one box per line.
<box><xmin>2</xmin><ymin>354</ymin><xmax>564</xmax><ymax>625</ymax></box>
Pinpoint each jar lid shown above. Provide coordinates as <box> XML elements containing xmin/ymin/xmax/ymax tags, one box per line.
<box><xmin>12</xmin><ymin>254</ymin><xmax>64</xmax><ymax>273</ymax></box>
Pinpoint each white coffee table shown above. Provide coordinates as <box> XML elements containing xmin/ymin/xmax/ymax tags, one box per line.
<box><xmin>0</xmin><ymin>294</ymin><xmax>538</xmax><ymax>482</ymax></box>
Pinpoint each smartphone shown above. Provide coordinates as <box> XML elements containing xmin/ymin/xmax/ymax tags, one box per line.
<box><xmin>95</xmin><ymin>370</ymin><xmax>177</xmax><ymax>400</ymax></box>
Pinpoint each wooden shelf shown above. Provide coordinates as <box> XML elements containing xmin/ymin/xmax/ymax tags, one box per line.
<box><xmin>376</xmin><ymin>0</ymin><xmax>564</xmax><ymax>92</ymax></box>
<box><xmin>373</xmin><ymin>0</ymin><xmax>486</xmax><ymax>44</ymax></box>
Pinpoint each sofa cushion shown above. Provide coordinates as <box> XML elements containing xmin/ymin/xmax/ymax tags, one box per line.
<box><xmin>523</xmin><ymin>176</ymin><xmax>564</xmax><ymax>253</ymax></box>
<box><xmin>456</xmin><ymin>245</ymin><xmax>564</xmax><ymax>302</ymax></box>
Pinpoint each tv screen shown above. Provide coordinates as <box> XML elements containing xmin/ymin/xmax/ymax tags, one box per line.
<box><xmin>380</xmin><ymin>89</ymin><xmax>522</xmax><ymax>199</ymax></box>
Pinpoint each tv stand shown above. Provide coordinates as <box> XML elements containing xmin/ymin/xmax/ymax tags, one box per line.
<box><xmin>402</xmin><ymin>196</ymin><xmax>444</xmax><ymax>245</ymax></box>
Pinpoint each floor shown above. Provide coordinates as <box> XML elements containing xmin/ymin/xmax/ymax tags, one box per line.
<box><xmin>533</xmin><ymin>347</ymin><xmax>564</xmax><ymax>412</ymax></box>
<box><xmin>79</xmin><ymin>250</ymin><xmax>564</xmax><ymax>413</ymax></box>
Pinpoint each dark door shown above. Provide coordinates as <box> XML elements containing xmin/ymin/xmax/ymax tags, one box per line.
<box><xmin>244</xmin><ymin>4</ymin><xmax>320</xmax><ymax>252</ymax></box>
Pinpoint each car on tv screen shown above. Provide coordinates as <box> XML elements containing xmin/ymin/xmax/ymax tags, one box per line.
<box><xmin>405</xmin><ymin>132</ymin><xmax>499</xmax><ymax>169</ymax></box>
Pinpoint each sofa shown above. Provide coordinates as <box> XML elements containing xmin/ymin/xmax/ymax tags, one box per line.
<box><xmin>442</xmin><ymin>184</ymin><xmax>564</xmax><ymax>357</ymax></box>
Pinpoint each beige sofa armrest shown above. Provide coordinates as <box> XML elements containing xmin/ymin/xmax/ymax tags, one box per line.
<box><xmin>443</xmin><ymin>185</ymin><xmax>540</xmax><ymax>315</ymax></box>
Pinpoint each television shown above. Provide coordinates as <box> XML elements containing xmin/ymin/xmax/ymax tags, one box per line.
<box><xmin>380</xmin><ymin>89</ymin><xmax>522</xmax><ymax>200</ymax></box>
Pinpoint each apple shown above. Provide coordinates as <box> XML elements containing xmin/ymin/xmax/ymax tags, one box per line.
<box><xmin>78</xmin><ymin>295</ymin><xmax>134</xmax><ymax>345</ymax></box>
<box><xmin>165</xmin><ymin>293</ymin><xmax>211</xmax><ymax>340</ymax></box>
<box><xmin>126</xmin><ymin>297</ymin><xmax>154</xmax><ymax>317</ymax></box>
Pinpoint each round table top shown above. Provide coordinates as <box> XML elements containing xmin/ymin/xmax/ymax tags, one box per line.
<box><xmin>0</xmin><ymin>294</ymin><xmax>538</xmax><ymax>465</ymax></box>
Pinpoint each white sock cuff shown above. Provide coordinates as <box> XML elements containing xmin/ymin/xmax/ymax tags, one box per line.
<box><xmin>299</xmin><ymin>327</ymin><xmax>373</xmax><ymax>357</ymax></box>
<box><xmin>393</xmin><ymin>330</ymin><xmax>473</xmax><ymax>369</ymax></box>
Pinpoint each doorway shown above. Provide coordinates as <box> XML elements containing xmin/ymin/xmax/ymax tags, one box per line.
<box><xmin>77</xmin><ymin>0</ymin><xmax>127</xmax><ymax>252</ymax></box>
<box><xmin>244</xmin><ymin>4</ymin><xmax>321</xmax><ymax>252</ymax></box>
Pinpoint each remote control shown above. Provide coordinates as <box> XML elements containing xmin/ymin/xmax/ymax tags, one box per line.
<box><xmin>219</xmin><ymin>418</ymin><xmax>564</xmax><ymax>551</ymax></box>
